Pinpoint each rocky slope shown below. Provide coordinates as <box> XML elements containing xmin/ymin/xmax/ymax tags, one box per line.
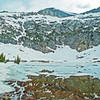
<box><xmin>0</xmin><ymin>11</ymin><xmax>100</xmax><ymax>53</ymax></box>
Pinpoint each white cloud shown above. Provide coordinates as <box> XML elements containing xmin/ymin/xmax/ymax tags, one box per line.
<box><xmin>1</xmin><ymin>0</ymin><xmax>100</xmax><ymax>13</ymax></box>
<box><xmin>28</xmin><ymin>0</ymin><xmax>100</xmax><ymax>13</ymax></box>
<box><xmin>2</xmin><ymin>1</ymin><xmax>27</xmax><ymax>12</ymax></box>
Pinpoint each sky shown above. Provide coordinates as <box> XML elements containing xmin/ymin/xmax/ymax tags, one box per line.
<box><xmin>0</xmin><ymin>0</ymin><xmax>100</xmax><ymax>13</ymax></box>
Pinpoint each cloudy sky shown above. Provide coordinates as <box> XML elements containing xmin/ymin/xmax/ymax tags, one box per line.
<box><xmin>0</xmin><ymin>0</ymin><xmax>100</xmax><ymax>13</ymax></box>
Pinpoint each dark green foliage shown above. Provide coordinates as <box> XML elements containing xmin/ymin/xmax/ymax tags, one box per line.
<box><xmin>4</xmin><ymin>59</ymin><xmax>9</xmax><ymax>63</ymax></box>
<box><xmin>14</xmin><ymin>56</ymin><xmax>21</xmax><ymax>64</ymax></box>
<box><xmin>0</xmin><ymin>53</ymin><xmax>9</xmax><ymax>63</ymax></box>
<box><xmin>0</xmin><ymin>53</ymin><xmax>6</xmax><ymax>62</ymax></box>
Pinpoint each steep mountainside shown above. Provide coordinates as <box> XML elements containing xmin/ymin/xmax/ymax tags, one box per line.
<box><xmin>38</xmin><ymin>8</ymin><xmax>76</xmax><ymax>17</ymax></box>
<box><xmin>0</xmin><ymin>11</ymin><xmax>100</xmax><ymax>53</ymax></box>
<box><xmin>82</xmin><ymin>7</ymin><xmax>100</xmax><ymax>14</ymax></box>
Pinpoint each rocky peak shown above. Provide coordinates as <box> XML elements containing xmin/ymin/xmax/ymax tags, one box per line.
<box><xmin>38</xmin><ymin>8</ymin><xmax>76</xmax><ymax>17</ymax></box>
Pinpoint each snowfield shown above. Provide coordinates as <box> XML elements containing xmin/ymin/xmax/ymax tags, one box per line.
<box><xmin>0</xmin><ymin>43</ymin><xmax>100</xmax><ymax>63</ymax></box>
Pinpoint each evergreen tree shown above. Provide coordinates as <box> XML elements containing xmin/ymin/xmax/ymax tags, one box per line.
<box><xmin>0</xmin><ymin>53</ymin><xmax>5</xmax><ymax>62</ymax></box>
<box><xmin>14</xmin><ymin>56</ymin><xmax>21</xmax><ymax>64</ymax></box>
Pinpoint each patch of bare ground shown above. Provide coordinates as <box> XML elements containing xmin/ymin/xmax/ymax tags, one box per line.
<box><xmin>0</xmin><ymin>74</ymin><xmax>100</xmax><ymax>100</ymax></box>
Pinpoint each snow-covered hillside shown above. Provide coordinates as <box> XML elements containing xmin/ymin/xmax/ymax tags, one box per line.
<box><xmin>0</xmin><ymin>43</ymin><xmax>77</xmax><ymax>62</ymax></box>
<box><xmin>0</xmin><ymin>11</ymin><xmax>100</xmax><ymax>62</ymax></box>
<box><xmin>0</xmin><ymin>43</ymin><xmax>100</xmax><ymax>63</ymax></box>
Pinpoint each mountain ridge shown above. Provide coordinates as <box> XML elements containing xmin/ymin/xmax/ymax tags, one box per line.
<box><xmin>82</xmin><ymin>7</ymin><xmax>100</xmax><ymax>14</ymax></box>
<box><xmin>38</xmin><ymin>8</ymin><xmax>77</xmax><ymax>17</ymax></box>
